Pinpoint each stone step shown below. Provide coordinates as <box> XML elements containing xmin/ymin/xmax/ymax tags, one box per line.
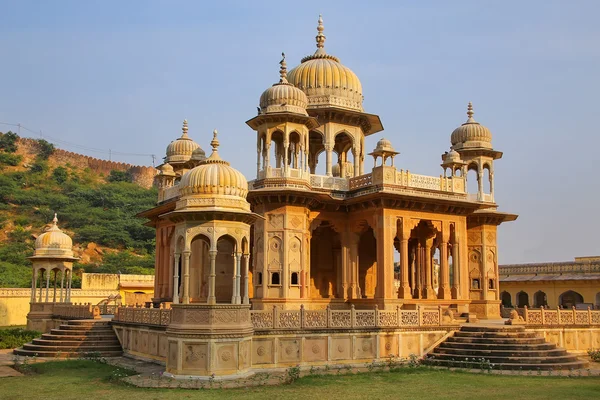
<box><xmin>424</xmin><ymin>358</ymin><xmax>588</xmax><ymax>371</ymax></box>
<box><xmin>32</xmin><ymin>338</ymin><xmax>120</xmax><ymax>347</ymax></box>
<box><xmin>428</xmin><ymin>352</ymin><xmax>581</xmax><ymax>365</ymax></box>
<box><xmin>434</xmin><ymin>347</ymin><xmax>568</xmax><ymax>358</ymax></box>
<box><xmin>454</xmin><ymin>331</ymin><xmax>539</xmax><ymax>339</ymax></box>
<box><xmin>50</xmin><ymin>328</ymin><xmax>113</xmax><ymax>336</ymax></box>
<box><xmin>23</xmin><ymin>343</ymin><xmax>122</xmax><ymax>352</ymax></box>
<box><xmin>67</xmin><ymin>320</ymin><xmax>111</xmax><ymax>326</ymax></box>
<box><xmin>41</xmin><ymin>334</ymin><xmax>118</xmax><ymax>341</ymax></box>
<box><xmin>58</xmin><ymin>325</ymin><xmax>113</xmax><ymax>332</ymax></box>
<box><xmin>13</xmin><ymin>348</ymin><xmax>122</xmax><ymax>358</ymax></box>
<box><xmin>460</xmin><ymin>325</ymin><xmax>526</xmax><ymax>333</ymax></box>
<box><xmin>440</xmin><ymin>341</ymin><xmax>557</xmax><ymax>351</ymax></box>
<box><xmin>447</xmin><ymin>336</ymin><xmax>547</xmax><ymax>345</ymax></box>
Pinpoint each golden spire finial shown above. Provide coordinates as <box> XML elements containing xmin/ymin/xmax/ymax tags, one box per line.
<box><xmin>279</xmin><ymin>52</ymin><xmax>288</xmax><ymax>83</ymax></box>
<box><xmin>53</xmin><ymin>213</ymin><xmax>58</xmax><ymax>225</ymax></box>
<box><xmin>210</xmin><ymin>129</ymin><xmax>219</xmax><ymax>151</ymax></box>
<box><xmin>467</xmin><ymin>102</ymin><xmax>474</xmax><ymax>121</ymax></box>
<box><xmin>182</xmin><ymin>119</ymin><xmax>189</xmax><ymax>138</ymax></box>
<box><xmin>316</xmin><ymin>14</ymin><xmax>326</xmax><ymax>50</ymax></box>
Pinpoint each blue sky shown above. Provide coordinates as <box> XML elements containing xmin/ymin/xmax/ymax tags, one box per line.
<box><xmin>1</xmin><ymin>0</ymin><xmax>599</xmax><ymax>264</ymax></box>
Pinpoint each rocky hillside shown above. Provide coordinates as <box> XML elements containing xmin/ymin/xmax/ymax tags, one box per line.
<box><xmin>0</xmin><ymin>131</ymin><xmax>158</xmax><ymax>288</ymax></box>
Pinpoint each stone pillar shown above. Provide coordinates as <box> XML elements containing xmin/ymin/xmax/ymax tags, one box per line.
<box><xmin>283</xmin><ymin>141</ymin><xmax>289</xmax><ymax>176</ymax></box>
<box><xmin>52</xmin><ymin>271</ymin><xmax>57</xmax><ymax>303</ymax></box>
<box><xmin>399</xmin><ymin>237</ymin><xmax>411</xmax><ymax>298</ymax></box>
<box><xmin>173</xmin><ymin>252</ymin><xmax>180</xmax><ymax>304</ymax></box>
<box><xmin>325</xmin><ymin>144</ymin><xmax>333</xmax><ymax>176</ymax></box>
<box><xmin>233</xmin><ymin>252</ymin><xmax>242</xmax><ymax>304</ymax></box>
<box><xmin>45</xmin><ymin>271</ymin><xmax>50</xmax><ymax>302</ymax></box>
<box><xmin>414</xmin><ymin>243</ymin><xmax>421</xmax><ymax>299</ymax></box>
<box><xmin>478</xmin><ymin>171</ymin><xmax>484</xmax><ymax>201</ymax></box>
<box><xmin>422</xmin><ymin>237</ymin><xmax>436</xmax><ymax>299</ymax></box>
<box><xmin>438</xmin><ymin>241</ymin><xmax>451</xmax><ymax>299</ymax></box>
<box><xmin>60</xmin><ymin>269</ymin><xmax>65</xmax><ymax>303</ymax></box>
<box><xmin>66</xmin><ymin>271</ymin><xmax>72</xmax><ymax>303</ymax></box>
<box><xmin>242</xmin><ymin>254</ymin><xmax>250</xmax><ymax>305</ymax></box>
<box><xmin>182</xmin><ymin>250</ymin><xmax>191</xmax><ymax>304</ymax></box>
<box><xmin>256</xmin><ymin>138</ymin><xmax>261</xmax><ymax>177</ymax></box>
<box><xmin>451</xmin><ymin>239</ymin><xmax>459</xmax><ymax>299</ymax></box>
<box><xmin>30</xmin><ymin>268</ymin><xmax>37</xmax><ymax>303</ymax></box>
<box><xmin>353</xmin><ymin>147</ymin><xmax>359</xmax><ymax>177</ymax></box>
<box><xmin>208</xmin><ymin>250</ymin><xmax>217</xmax><ymax>304</ymax></box>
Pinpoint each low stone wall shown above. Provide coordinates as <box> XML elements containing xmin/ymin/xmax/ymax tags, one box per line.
<box><xmin>0</xmin><ymin>288</ymin><xmax>119</xmax><ymax>326</ymax></box>
<box><xmin>528</xmin><ymin>327</ymin><xmax>600</xmax><ymax>354</ymax></box>
<box><xmin>110</xmin><ymin>321</ymin><xmax>452</xmax><ymax>370</ymax></box>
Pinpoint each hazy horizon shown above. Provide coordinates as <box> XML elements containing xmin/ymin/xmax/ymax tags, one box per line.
<box><xmin>1</xmin><ymin>0</ymin><xmax>599</xmax><ymax>264</ymax></box>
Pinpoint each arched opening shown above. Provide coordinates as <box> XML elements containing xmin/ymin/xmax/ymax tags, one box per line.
<box><xmin>215</xmin><ymin>235</ymin><xmax>236</xmax><ymax>303</ymax></box>
<box><xmin>291</xmin><ymin>272</ymin><xmax>299</xmax><ymax>285</ymax></box>
<box><xmin>483</xmin><ymin>164</ymin><xmax>491</xmax><ymax>194</ymax></box>
<box><xmin>454</xmin><ymin>168</ymin><xmax>462</xmax><ymax>177</ymax></box>
<box><xmin>358</xmin><ymin>226</ymin><xmax>377</xmax><ymax>299</ymax></box>
<box><xmin>333</xmin><ymin>131</ymin><xmax>354</xmax><ymax>178</ymax></box>
<box><xmin>269</xmin><ymin>130</ymin><xmax>284</xmax><ymax>169</ymax></box>
<box><xmin>271</xmin><ymin>272</ymin><xmax>280</xmax><ymax>285</ymax></box>
<box><xmin>241</xmin><ymin>236</ymin><xmax>252</xmax><ymax>301</ymax></box>
<box><xmin>432</xmin><ymin>247</ymin><xmax>441</xmax><ymax>295</ymax></box>
<box><xmin>288</xmin><ymin>131</ymin><xmax>302</xmax><ymax>170</ymax></box>
<box><xmin>534</xmin><ymin>290</ymin><xmax>548</xmax><ymax>308</ymax></box>
<box><xmin>189</xmin><ymin>234</ymin><xmax>210</xmax><ymax>302</ymax></box>
<box><xmin>308</xmin><ymin>130</ymin><xmax>326</xmax><ymax>175</ymax></box>
<box><xmin>488</xmin><ymin>278</ymin><xmax>495</xmax><ymax>289</ymax></box>
<box><xmin>517</xmin><ymin>291</ymin><xmax>529</xmax><ymax>308</ymax></box>
<box><xmin>559</xmin><ymin>290</ymin><xmax>584</xmax><ymax>309</ymax></box>
<box><xmin>467</xmin><ymin>163</ymin><xmax>479</xmax><ymax>194</ymax></box>
<box><xmin>310</xmin><ymin>221</ymin><xmax>341</xmax><ymax>298</ymax></box>
<box><xmin>501</xmin><ymin>291</ymin><xmax>512</xmax><ymax>308</ymax></box>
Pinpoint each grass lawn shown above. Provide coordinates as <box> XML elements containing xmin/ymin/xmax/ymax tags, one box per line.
<box><xmin>0</xmin><ymin>360</ymin><xmax>599</xmax><ymax>400</ymax></box>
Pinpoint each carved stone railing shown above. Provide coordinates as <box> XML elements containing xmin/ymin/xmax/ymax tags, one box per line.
<box><xmin>508</xmin><ymin>306</ymin><xmax>600</xmax><ymax>326</ymax></box>
<box><xmin>160</xmin><ymin>185</ymin><xmax>180</xmax><ymax>203</ymax></box>
<box><xmin>113</xmin><ymin>304</ymin><xmax>172</xmax><ymax>326</ymax></box>
<box><xmin>97</xmin><ymin>304</ymin><xmax>117</xmax><ymax>315</ymax></box>
<box><xmin>250</xmin><ymin>305</ymin><xmax>455</xmax><ymax>331</ymax></box>
<box><xmin>310</xmin><ymin>175</ymin><xmax>349</xmax><ymax>191</ymax></box>
<box><xmin>499</xmin><ymin>262</ymin><xmax>600</xmax><ymax>275</ymax></box>
<box><xmin>349</xmin><ymin>173</ymin><xmax>372</xmax><ymax>190</ymax></box>
<box><xmin>53</xmin><ymin>303</ymin><xmax>100</xmax><ymax>320</ymax></box>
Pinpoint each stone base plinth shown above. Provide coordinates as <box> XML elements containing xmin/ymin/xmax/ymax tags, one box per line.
<box><xmin>469</xmin><ymin>300</ymin><xmax>502</xmax><ymax>319</ymax></box>
<box><xmin>165</xmin><ymin>304</ymin><xmax>253</xmax><ymax>379</ymax></box>
<box><xmin>26</xmin><ymin>302</ymin><xmax>56</xmax><ymax>332</ymax></box>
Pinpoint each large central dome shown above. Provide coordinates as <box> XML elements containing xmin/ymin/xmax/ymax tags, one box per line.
<box><xmin>287</xmin><ymin>16</ymin><xmax>363</xmax><ymax>112</ymax></box>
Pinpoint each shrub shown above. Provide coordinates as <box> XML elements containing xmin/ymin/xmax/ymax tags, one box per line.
<box><xmin>588</xmin><ymin>349</ymin><xmax>600</xmax><ymax>362</ymax></box>
<box><xmin>107</xmin><ymin>170</ymin><xmax>133</xmax><ymax>183</ymax></box>
<box><xmin>0</xmin><ymin>328</ymin><xmax>40</xmax><ymax>349</ymax></box>
<box><xmin>0</xmin><ymin>131</ymin><xmax>19</xmax><ymax>153</ymax></box>
<box><xmin>36</xmin><ymin>139</ymin><xmax>55</xmax><ymax>159</ymax></box>
<box><xmin>0</xmin><ymin>152</ymin><xmax>22</xmax><ymax>166</ymax></box>
<box><xmin>52</xmin><ymin>166</ymin><xmax>68</xmax><ymax>184</ymax></box>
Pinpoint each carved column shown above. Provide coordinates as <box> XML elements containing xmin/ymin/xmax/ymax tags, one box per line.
<box><xmin>45</xmin><ymin>270</ymin><xmax>50</xmax><ymax>302</ymax></box>
<box><xmin>30</xmin><ymin>268</ymin><xmax>37</xmax><ymax>303</ymax></box>
<box><xmin>451</xmin><ymin>239</ymin><xmax>459</xmax><ymax>299</ymax></box>
<box><xmin>173</xmin><ymin>252</ymin><xmax>180</xmax><ymax>304</ymax></box>
<box><xmin>422</xmin><ymin>236</ymin><xmax>436</xmax><ymax>299</ymax></box>
<box><xmin>242</xmin><ymin>253</ymin><xmax>250</xmax><ymax>305</ymax></box>
<box><xmin>256</xmin><ymin>137</ymin><xmax>261</xmax><ymax>177</ymax></box>
<box><xmin>352</xmin><ymin>147</ymin><xmax>359</xmax><ymax>178</ymax></box>
<box><xmin>207</xmin><ymin>250</ymin><xmax>217</xmax><ymax>304</ymax></box>
<box><xmin>182</xmin><ymin>250</ymin><xmax>191</xmax><ymax>304</ymax></box>
<box><xmin>399</xmin><ymin>220</ymin><xmax>412</xmax><ymax>299</ymax></box>
<box><xmin>60</xmin><ymin>269</ymin><xmax>65</xmax><ymax>302</ymax></box>
<box><xmin>478</xmin><ymin>171</ymin><xmax>484</xmax><ymax>201</ymax></box>
<box><xmin>349</xmin><ymin>233</ymin><xmax>360</xmax><ymax>299</ymax></box>
<box><xmin>414</xmin><ymin>242</ymin><xmax>421</xmax><ymax>299</ymax></box>
<box><xmin>325</xmin><ymin>143</ymin><xmax>333</xmax><ymax>176</ymax></box>
<box><xmin>233</xmin><ymin>252</ymin><xmax>242</xmax><ymax>304</ymax></box>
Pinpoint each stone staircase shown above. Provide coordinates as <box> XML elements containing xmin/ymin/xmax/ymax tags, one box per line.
<box><xmin>425</xmin><ymin>325</ymin><xmax>587</xmax><ymax>370</ymax></box>
<box><xmin>14</xmin><ymin>320</ymin><xmax>122</xmax><ymax>358</ymax></box>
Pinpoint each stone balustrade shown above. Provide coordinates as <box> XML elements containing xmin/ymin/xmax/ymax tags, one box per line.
<box><xmin>506</xmin><ymin>306</ymin><xmax>600</xmax><ymax>326</ymax></box>
<box><xmin>53</xmin><ymin>303</ymin><xmax>100</xmax><ymax>320</ymax></box>
<box><xmin>113</xmin><ymin>304</ymin><xmax>172</xmax><ymax>326</ymax></box>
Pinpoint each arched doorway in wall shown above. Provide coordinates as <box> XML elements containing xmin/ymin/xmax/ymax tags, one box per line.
<box><xmin>309</xmin><ymin>221</ymin><xmax>341</xmax><ymax>299</ymax></box>
<box><xmin>483</xmin><ymin>164</ymin><xmax>492</xmax><ymax>194</ymax></box>
<box><xmin>559</xmin><ymin>290</ymin><xmax>584</xmax><ymax>309</ymax></box>
<box><xmin>269</xmin><ymin>130</ymin><xmax>284</xmax><ymax>169</ymax></box>
<box><xmin>333</xmin><ymin>131</ymin><xmax>354</xmax><ymax>178</ymax></box>
<box><xmin>288</xmin><ymin>131</ymin><xmax>302</xmax><ymax>170</ymax></box>
<box><xmin>358</xmin><ymin>226</ymin><xmax>377</xmax><ymax>299</ymax></box>
<box><xmin>517</xmin><ymin>291</ymin><xmax>529</xmax><ymax>307</ymax></box>
<box><xmin>189</xmin><ymin>234</ymin><xmax>210</xmax><ymax>302</ymax></box>
<box><xmin>215</xmin><ymin>235</ymin><xmax>236</xmax><ymax>303</ymax></box>
<box><xmin>308</xmin><ymin>130</ymin><xmax>326</xmax><ymax>175</ymax></box>
<box><xmin>501</xmin><ymin>291</ymin><xmax>512</xmax><ymax>308</ymax></box>
<box><xmin>533</xmin><ymin>290</ymin><xmax>548</xmax><ymax>308</ymax></box>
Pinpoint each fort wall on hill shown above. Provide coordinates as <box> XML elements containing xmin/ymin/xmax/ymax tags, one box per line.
<box><xmin>17</xmin><ymin>138</ymin><xmax>157</xmax><ymax>188</ymax></box>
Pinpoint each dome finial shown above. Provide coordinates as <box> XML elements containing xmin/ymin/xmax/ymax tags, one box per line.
<box><xmin>53</xmin><ymin>213</ymin><xmax>58</xmax><ymax>225</ymax></box>
<box><xmin>316</xmin><ymin>14</ymin><xmax>326</xmax><ymax>50</ymax></box>
<box><xmin>182</xmin><ymin>119</ymin><xmax>189</xmax><ymax>138</ymax></box>
<box><xmin>466</xmin><ymin>102</ymin><xmax>475</xmax><ymax>122</ymax></box>
<box><xmin>211</xmin><ymin>129</ymin><xmax>219</xmax><ymax>151</ymax></box>
<box><xmin>279</xmin><ymin>52</ymin><xmax>288</xmax><ymax>83</ymax></box>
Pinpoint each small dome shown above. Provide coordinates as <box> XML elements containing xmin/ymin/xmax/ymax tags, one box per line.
<box><xmin>159</xmin><ymin>163</ymin><xmax>176</xmax><ymax>176</ymax></box>
<box><xmin>191</xmin><ymin>146</ymin><xmax>206</xmax><ymax>162</ymax></box>
<box><xmin>178</xmin><ymin>130</ymin><xmax>250</xmax><ymax>211</ymax></box>
<box><xmin>33</xmin><ymin>214</ymin><xmax>74</xmax><ymax>258</ymax></box>
<box><xmin>446</xmin><ymin>149</ymin><xmax>461</xmax><ymax>162</ymax></box>
<box><xmin>374</xmin><ymin>138</ymin><xmax>395</xmax><ymax>153</ymax></box>
<box><xmin>451</xmin><ymin>103</ymin><xmax>493</xmax><ymax>149</ymax></box>
<box><xmin>260</xmin><ymin>54</ymin><xmax>308</xmax><ymax>115</ymax></box>
<box><xmin>287</xmin><ymin>16</ymin><xmax>363</xmax><ymax>112</ymax></box>
<box><xmin>165</xmin><ymin>120</ymin><xmax>202</xmax><ymax>163</ymax></box>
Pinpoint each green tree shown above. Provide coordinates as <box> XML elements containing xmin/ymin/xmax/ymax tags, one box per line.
<box><xmin>0</xmin><ymin>131</ymin><xmax>19</xmax><ymax>153</ymax></box>
<box><xmin>107</xmin><ymin>170</ymin><xmax>133</xmax><ymax>183</ymax></box>
<box><xmin>36</xmin><ymin>139</ymin><xmax>55</xmax><ymax>159</ymax></box>
<box><xmin>52</xmin><ymin>166</ymin><xmax>69</xmax><ymax>184</ymax></box>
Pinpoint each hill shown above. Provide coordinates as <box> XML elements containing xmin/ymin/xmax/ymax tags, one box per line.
<box><xmin>0</xmin><ymin>131</ymin><xmax>158</xmax><ymax>288</ymax></box>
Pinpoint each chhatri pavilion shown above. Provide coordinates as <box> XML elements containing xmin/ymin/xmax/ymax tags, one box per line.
<box><xmin>143</xmin><ymin>15</ymin><xmax>517</xmax><ymax>319</ymax></box>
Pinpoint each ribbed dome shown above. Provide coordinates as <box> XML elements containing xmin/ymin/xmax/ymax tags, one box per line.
<box><xmin>191</xmin><ymin>146</ymin><xmax>206</xmax><ymax>162</ymax></box>
<box><xmin>259</xmin><ymin>54</ymin><xmax>308</xmax><ymax>115</ymax></box>
<box><xmin>33</xmin><ymin>214</ymin><xmax>74</xmax><ymax>258</ymax></box>
<box><xmin>165</xmin><ymin>120</ymin><xmax>202</xmax><ymax>163</ymax></box>
<box><xmin>178</xmin><ymin>131</ymin><xmax>250</xmax><ymax>211</ymax></box>
<box><xmin>159</xmin><ymin>163</ymin><xmax>176</xmax><ymax>176</ymax></box>
<box><xmin>374</xmin><ymin>138</ymin><xmax>395</xmax><ymax>153</ymax></box>
<box><xmin>451</xmin><ymin>103</ymin><xmax>493</xmax><ymax>149</ymax></box>
<box><xmin>287</xmin><ymin>16</ymin><xmax>363</xmax><ymax>112</ymax></box>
